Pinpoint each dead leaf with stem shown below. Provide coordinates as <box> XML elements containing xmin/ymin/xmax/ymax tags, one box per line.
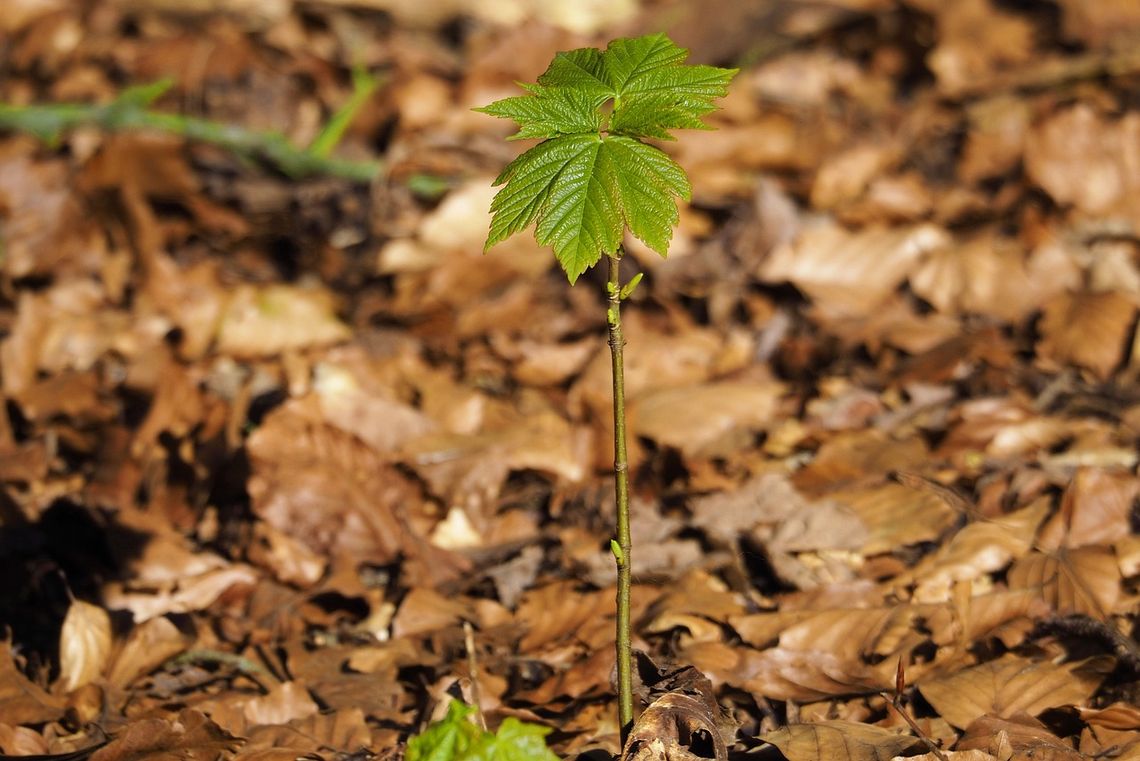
<box><xmin>760</xmin><ymin>720</ymin><xmax>924</xmax><ymax>761</ymax></box>
<box><xmin>620</xmin><ymin>692</ymin><xmax>728</xmax><ymax>761</ymax></box>
<box><xmin>917</xmin><ymin>654</ymin><xmax>1109</xmax><ymax>729</ymax></box>
<box><xmin>1007</xmin><ymin>545</ymin><xmax>1122</xmax><ymax>619</ymax></box>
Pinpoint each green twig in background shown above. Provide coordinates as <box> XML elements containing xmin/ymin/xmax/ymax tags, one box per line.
<box><xmin>307</xmin><ymin>65</ymin><xmax>380</xmax><ymax>158</ymax></box>
<box><xmin>0</xmin><ymin>77</ymin><xmax>382</xmax><ymax>181</ymax></box>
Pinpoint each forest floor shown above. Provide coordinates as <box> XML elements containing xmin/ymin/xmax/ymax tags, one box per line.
<box><xmin>2</xmin><ymin>1</ymin><xmax>1140</xmax><ymax>760</ymax></box>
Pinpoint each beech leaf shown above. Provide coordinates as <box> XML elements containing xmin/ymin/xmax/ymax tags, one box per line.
<box><xmin>59</xmin><ymin>598</ymin><xmax>112</xmax><ymax>693</ymax></box>
<box><xmin>760</xmin><ymin>720</ymin><xmax>924</xmax><ymax>761</ymax></box>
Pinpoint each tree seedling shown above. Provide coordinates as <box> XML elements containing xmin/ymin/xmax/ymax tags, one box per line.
<box><xmin>477</xmin><ymin>33</ymin><xmax>736</xmax><ymax>741</ymax></box>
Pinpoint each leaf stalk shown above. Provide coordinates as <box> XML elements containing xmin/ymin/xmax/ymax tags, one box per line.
<box><xmin>607</xmin><ymin>247</ymin><xmax>634</xmax><ymax>742</ymax></box>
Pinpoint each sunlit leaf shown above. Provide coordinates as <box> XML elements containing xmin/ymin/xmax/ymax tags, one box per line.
<box><xmin>917</xmin><ymin>654</ymin><xmax>1107</xmax><ymax>729</ymax></box>
<box><xmin>761</xmin><ymin>720</ymin><xmax>923</xmax><ymax>761</ymax></box>
<box><xmin>59</xmin><ymin>598</ymin><xmax>112</xmax><ymax>693</ymax></box>
<box><xmin>478</xmin><ymin>33</ymin><xmax>735</xmax><ymax>283</ymax></box>
<box><xmin>406</xmin><ymin>701</ymin><xmax>559</xmax><ymax>761</ymax></box>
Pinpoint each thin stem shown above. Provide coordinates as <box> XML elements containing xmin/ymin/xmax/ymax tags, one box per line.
<box><xmin>607</xmin><ymin>248</ymin><xmax>634</xmax><ymax>743</ymax></box>
<box><xmin>0</xmin><ymin>83</ymin><xmax>381</xmax><ymax>182</ymax></box>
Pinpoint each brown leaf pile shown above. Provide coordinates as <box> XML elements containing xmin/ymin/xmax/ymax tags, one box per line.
<box><xmin>2</xmin><ymin>1</ymin><xmax>1140</xmax><ymax>761</ymax></box>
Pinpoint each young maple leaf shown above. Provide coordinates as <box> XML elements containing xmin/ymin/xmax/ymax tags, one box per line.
<box><xmin>405</xmin><ymin>701</ymin><xmax>559</xmax><ymax>761</ymax></box>
<box><xmin>476</xmin><ymin>33</ymin><xmax>737</xmax><ymax>283</ymax></box>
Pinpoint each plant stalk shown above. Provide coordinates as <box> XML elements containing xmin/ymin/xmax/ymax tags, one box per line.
<box><xmin>606</xmin><ymin>248</ymin><xmax>634</xmax><ymax>742</ymax></box>
<box><xmin>0</xmin><ymin>79</ymin><xmax>381</xmax><ymax>182</ymax></box>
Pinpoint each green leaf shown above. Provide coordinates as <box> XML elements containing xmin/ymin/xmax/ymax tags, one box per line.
<box><xmin>533</xmin><ymin>135</ymin><xmax>622</xmax><ymax>283</ymax></box>
<box><xmin>475</xmin><ymin>87</ymin><xmax>602</xmax><ymax>140</ymax></box>
<box><xmin>605</xmin><ymin>136</ymin><xmax>690</xmax><ymax>254</ymax></box>
<box><xmin>537</xmin><ymin>48</ymin><xmax>612</xmax><ymax>102</ymax></box>
<box><xmin>485</xmin><ymin>133</ymin><xmax>604</xmax><ymax>258</ymax></box>
<box><xmin>468</xmin><ymin>718</ymin><xmax>560</xmax><ymax>761</ymax></box>
<box><xmin>476</xmin><ymin>33</ymin><xmax>735</xmax><ymax>283</ymax></box>
<box><xmin>608</xmin><ymin>91</ymin><xmax>714</xmax><ymax>139</ymax></box>
<box><xmin>406</xmin><ymin>701</ymin><xmax>483</xmax><ymax>761</ymax></box>
<box><xmin>405</xmin><ymin>701</ymin><xmax>559</xmax><ymax>761</ymax></box>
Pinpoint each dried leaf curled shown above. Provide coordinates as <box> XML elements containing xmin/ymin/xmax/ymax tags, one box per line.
<box><xmin>59</xmin><ymin>599</ymin><xmax>113</xmax><ymax>693</ymax></box>
<box><xmin>621</xmin><ymin>692</ymin><xmax>728</xmax><ymax>761</ymax></box>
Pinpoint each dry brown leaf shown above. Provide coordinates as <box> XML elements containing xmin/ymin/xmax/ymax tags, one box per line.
<box><xmin>856</xmin><ymin>172</ymin><xmax>933</xmax><ymax>222</ymax></box>
<box><xmin>959</xmin><ymin>96</ymin><xmax>1030</xmax><ymax>183</ymax></box>
<box><xmin>287</xmin><ymin>645</ymin><xmax>407</xmax><ymax>722</ymax></box>
<box><xmin>804</xmin><ymin>381</ymin><xmax>883</xmax><ymax>432</ymax></box>
<box><xmin>345</xmin><ymin>639</ymin><xmax>423</xmax><ymax>675</ymax></box>
<box><xmin>329</xmin><ymin>0</ymin><xmax>635</xmax><ymax>33</ymax></box>
<box><xmin>1037</xmin><ymin>468</ymin><xmax>1139</xmax><ymax>550</ymax></box>
<box><xmin>1026</xmin><ymin>106</ymin><xmax>1140</xmax><ymax>230</ymax></box>
<box><xmin>918</xmin><ymin>654</ymin><xmax>1106</xmax><ymax>729</ymax></box>
<box><xmin>954</xmin><ymin>587</ymin><xmax>1051</xmax><ymax>646</ymax></box>
<box><xmin>811</xmin><ymin>143</ymin><xmax>899</xmax><ymax>210</ymax></box>
<box><xmin>741</xmin><ymin>606</ymin><xmax>930</xmax><ymax>665</ymax></box>
<box><xmin>899</xmin><ymin>752</ymin><xmax>997</xmax><ymax>761</ymax></box>
<box><xmin>631</xmin><ymin>381</ymin><xmax>783</xmax><ymax>456</ymax></box>
<box><xmin>572</xmin><ymin>311</ymin><xmax>726</xmax><ymax>420</ymax></box>
<box><xmin>748</xmin><ymin>49</ymin><xmax>866</xmax><ymax>109</ymax></box>
<box><xmin>89</xmin><ymin>709</ymin><xmax>241</xmax><ymax>761</ymax></box>
<box><xmin>107</xmin><ymin>616</ymin><xmax>194</xmax><ymax>689</ymax></box>
<box><xmin>834</xmin><ymin>481</ymin><xmax>959</xmax><ymax>555</ymax></box>
<box><xmin>518</xmin><ymin>646</ymin><xmax>615</xmax><ymax>705</ymax></box>
<box><xmin>518</xmin><ymin>582</ymin><xmax>611</xmax><ymax>653</ymax></box>
<box><xmin>0</xmin><ymin>723</ymin><xmax>50</xmax><ymax>756</ymax></box>
<box><xmin>216</xmin><ymin>284</ymin><xmax>351</xmax><ymax>358</ymax></box>
<box><xmin>906</xmin><ymin>500</ymin><xmax>1048</xmax><ymax>603</ymax></box>
<box><xmin>1073</xmin><ymin>702</ymin><xmax>1140</xmax><ymax>730</ymax></box>
<box><xmin>291</xmin><ymin>708</ymin><xmax>375</xmax><ymax>752</ymax></box>
<box><xmin>106</xmin><ymin>509</ymin><xmax>229</xmax><ymax>585</ymax></box>
<box><xmin>672</xmin><ymin>116</ymin><xmax>818</xmax><ymax>197</ymax></box>
<box><xmin>690</xmin><ymin>472</ymin><xmax>805</xmax><ymax>544</ymax></box>
<box><xmin>391</xmin><ymin>588</ymin><xmax>473</xmax><ymax>639</ymax></box>
<box><xmin>139</xmin><ymin>257</ymin><xmax>226</xmax><ymax>361</ymax></box>
<box><xmin>1055</xmin><ymin>0</ymin><xmax>1140</xmax><ymax>46</ymax></box>
<box><xmin>909</xmin><ymin>235</ymin><xmax>1080</xmax><ymax>323</ymax></box>
<box><xmin>0</xmin><ymin>284</ymin><xmax>135</xmax><ymax>398</ymax></box>
<box><xmin>104</xmin><ymin>565</ymin><xmax>260</xmax><ymax>623</ymax></box>
<box><xmin>247</xmin><ymin>396</ymin><xmax>469</xmax><ymax>585</ymax></box>
<box><xmin>926</xmin><ymin>0</ymin><xmax>1035</xmax><ymax>96</ymax></box>
<box><xmin>58</xmin><ymin>598</ymin><xmax>112</xmax><ymax>693</ymax></box>
<box><xmin>403</xmin><ymin>402</ymin><xmax>590</xmax><ymax>530</ymax></box>
<box><xmin>793</xmin><ymin>430</ymin><xmax>930</xmax><ymax>492</ymax></box>
<box><xmin>1007</xmin><ymin>546</ymin><xmax>1122</xmax><ymax>619</ymax></box>
<box><xmin>1036</xmin><ymin>290</ymin><xmax>1137</xmax><ymax>379</ymax></box>
<box><xmin>939</xmin><ymin>398</ymin><xmax>1072</xmax><ymax>460</ymax></box>
<box><xmin>507</xmin><ymin>337</ymin><xmax>599</xmax><ymax>387</ymax></box>
<box><xmin>0</xmin><ymin>149</ymin><xmax>106</xmax><ymax>280</ymax></box>
<box><xmin>646</xmin><ymin>568</ymin><xmax>749</xmax><ymax>626</ymax></box>
<box><xmin>761</xmin><ymin>720</ymin><xmax>923</xmax><ymax>761</ymax></box>
<box><xmin>769</xmin><ymin>499</ymin><xmax>869</xmax><ymax>553</ymax></box>
<box><xmin>822</xmin><ymin>294</ymin><xmax>963</xmax><ymax>358</ymax></box>
<box><xmin>247</xmin><ymin>521</ymin><xmax>327</xmax><ymax>588</ymax></box>
<box><xmin>620</xmin><ymin>692</ymin><xmax>728</xmax><ymax>761</ymax></box>
<box><xmin>759</xmin><ymin>222</ymin><xmax>950</xmax><ymax>320</ymax></box>
<box><xmin>738</xmin><ymin>647</ymin><xmax>892</xmax><ymax>701</ymax></box>
<box><xmin>0</xmin><ymin>0</ymin><xmax>68</xmax><ymax>33</ymax></box>
<box><xmin>0</xmin><ymin>641</ymin><xmax>65</xmax><ymax>724</ymax></box>
<box><xmin>243</xmin><ymin>682</ymin><xmax>319</xmax><ymax>727</ymax></box>
<box><xmin>957</xmin><ymin>714</ymin><xmax>1087</xmax><ymax>761</ymax></box>
<box><xmin>312</xmin><ymin>360</ymin><xmax>437</xmax><ymax>453</ymax></box>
